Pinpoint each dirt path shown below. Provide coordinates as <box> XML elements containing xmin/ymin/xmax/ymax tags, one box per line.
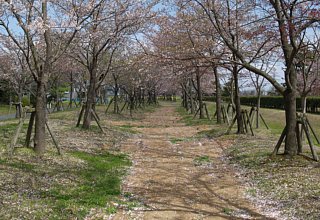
<box><xmin>112</xmin><ymin>102</ymin><xmax>273</xmax><ymax>220</ymax></box>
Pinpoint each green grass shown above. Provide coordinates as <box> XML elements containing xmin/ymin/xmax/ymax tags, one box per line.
<box><xmin>169</xmin><ymin>137</ymin><xmax>185</xmax><ymax>144</ymax></box>
<box><xmin>188</xmin><ymin>101</ymin><xmax>320</xmax><ymax>146</ymax></box>
<box><xmin>178</xmin><ymin>100</ymin><xmax>320</xmax><ymax>219</ymax></box>
<box><xmin>0</xmin><ymin>121</ymin><xmax>29</xmax><ymax>150</ymax></box>
<box><xmin>226</xmin><ymin>133</ymin><xmax>320</xmax><ymax>219</ymax></box>
<box><xmin>0</xmin><ymin>105</ymin><xmax>11</xmax><ymax>116</ymax></box>
<box><xmin>176</xmin><ymin>104</ymin><xmax>215</xmax><ymax>126</ymax></box>
<box><xmin>0</xmin><ymin>159</ymin><xmax>36</xmax><ymax>171</ymax></box>
<box><xmin>40</xmin><ymin>151</ymin><xmax>131</xmax><ymax>219</ymax></box>
<box><xmin>193</xmin><ymin>155</ymin><xmax>211</xmax><ymax>166</ymax></box>
<box><xmin>196</xmin><ymin>127</ymin><xmax>227</xmax><ymax>139</ymax></box>
<box><xmin>222</xmin><ymin>207</ymin><xmax>233</xmax><ymax>215</ymax></box>
<box><xmin>0</xmin><ymin>116</ymin><xmax>132</xmax><ymax>219</ymax></box>
<box><xmin>240</xmin><ymin>106</ymin><xmax>285</xmax><ymax>135</ymax></box>
<box><xmin>49</xmin><ymin>107</ymin><xmax>80</xmax><ymax>120</ymax></box>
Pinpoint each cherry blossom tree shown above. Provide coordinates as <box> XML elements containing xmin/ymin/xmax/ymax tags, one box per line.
<box><xmin>0</xmin><ymin>42</ymin><xmax>32</xmax><ymax>106</ymax></box>
<box><xmin>296</xmin><ymin>41</ymin><xmax>320</xmax><ymax>113</ymax></box>
<box><xmin>71</xmin><ymin>0</ymin><xmax>157</xmax><ymax>128</ymax></box>
<box><xmin>193</xmin><ymin>0</ymin><xmax>320</xmax><ymax>156</ymax></box>
<box><xmin>0</xmin><ymin>0</ymin><xmax>95</xmax><ymax>153</ymax></box>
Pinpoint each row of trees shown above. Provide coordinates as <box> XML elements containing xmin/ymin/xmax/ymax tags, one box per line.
<box><xmin>1</xmin><ymin>0</ymin><xmax>320</xmax><ymax>159</ymax></box>
<box><xmin>146</xmin><ymin>0</ymin><xmax>320</xmax><ymax>158</ymax></box>
<box><xmin>0</xmin><ymin>0</ymin><xmax>160</xmax><ymax>154</ymax></box>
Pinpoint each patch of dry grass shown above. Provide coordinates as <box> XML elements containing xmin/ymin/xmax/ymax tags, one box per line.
<box><xmin>225</xmin><ymin>131</ymin><xmax>320</xmax><ymax>219</ymax></box>
<box><xmin>186</xmin><ymin>102</ymin><xmax>320</xmax><ymax>219</ymax></box>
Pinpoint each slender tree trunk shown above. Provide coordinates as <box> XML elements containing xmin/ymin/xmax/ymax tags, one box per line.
<box><xmin>214</xmin><ymin>65</ymin><xmax>222</xmax><ymax>123</ymax></box>
<box><xmin>196</xmin><ymin>68</ymin><xmax>204</xmax><ymax>119</ymax></box>
<box><xmin>154</xmin><ymin>87</ymin><xmax>157</xmax><ymax>104</ymax></box>
<box><xmin>230</xmin><ymin>78</ymin><xmax>235</xmax><ymax>114</ymax></box>
<box><xmin>16</xmin><ymin>91</ymin><xmax>23</xmax><ymax>118</ymax></box>
<box><xmin>184</xmin><ymin>90</ymin><xmax>188</xmax><ymax>110</ymax></box>
<box><xmin>299</xmin><ymin>94</ymin><xmax>307</xmax><ymax>147</ymax></box>
<box><xmin>69</xmin><ymin>72</ymin><xmax>73</xmax><ymax>108</ymax></box>
<box><xmin>184</xmin><ymin>91</ymin><xmax>188</xmax><ymax>110</ymax></box>
<box><xmin>189</xmin><ymin>78</ymin><xmax>194</xmax><ymax>114</ymax></box>
<box><xmin>129</xmin><ymin>93</ymin><xmax>134</xmax><ymax>117</ymax></box>
<box><xmin>233</xmin><ymin>64</ymin><xmax>244</xmax><ymax>133</ymax></box>
<box><xmin>301</xmin><ymin>95</ymin><xmax>307</xmax><ymax>114</ymax></box>
<box><xmin>256</xmin><ymin>88</ymin><xmax>261</xmax><ymax>128</ymax></box>
<box><xmin>114</xmin><ymin>83</ymin><xmax>119</xmax><ymax>114</ymax></box>
<box><xmin>83</xmin><ymin>69</ymin><xmax>96</xmax><ymax>129</ymax></box>
<box><xmin>142</xmin><ymin>88</ymin><xmax>145</xmax><ymax>107</ymax></box>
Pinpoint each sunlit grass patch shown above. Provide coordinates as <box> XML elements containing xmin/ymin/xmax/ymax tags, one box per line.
<box><xmin>194</xmin><ymin>155</ymin><xmax>211</xmax><ymax>166</ymax></box>
<box><xmin>176</xmin><ymin>105</ymin><xmax>215</xmax><ymax>126</ymax></box>
<box><xmin>226</xmin><ymin>133</ymin><xmax>320</xmax><ymax>219</ymax></box>
<box><xmin>169</xmin><ymin>137</ymin><xmax>185</xmax><ymax>144</ymax></box>
<box><xmin>39</xmin><ymin>151</ymin><xmax>131</xmax><ymax>218</ymax></box>
<box><xmin>0</xmin><ymin>105</ymin><xmax>11</xmax><ymax>116</ymax></box>
<box><xmin>113</xmin><ymin>125</ymin><xmax>139</xmax><ymax>134</ymax></box>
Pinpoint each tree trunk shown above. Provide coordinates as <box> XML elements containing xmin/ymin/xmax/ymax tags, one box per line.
<box><xmin>283</xmin><ymin>89</ymin><xmax>298</xmax><ymax>156</ymax></box>
<box><xmin>83</xmin><ymin>70</ymin><xmax>96</xmax><ymax>129</ymax></box>
<box><xmin>34</xmin><ymin>79</ymin><xmax>47</xmax><ymax>154</ymax></box>
<box><xmin>256</xmin><ymin>89</ymin><xmax>261</xmax><ymax>128</ymax></box>
<box><xmin>230</xmin><ymin>78</ymin><xmax>235</xmax><ymax>115</ymax></box>
<box><xmin>153</xmin><ymin>87</ymin><xmax>157</xmax><ymax>104</ymax></box>
<box><xmin>189</xmin><ymin>78</ymin><xmax>194</xmax><ymax>114</ymax></box>
<box><xmin>34</xmin><ymin>0</ymin><xmax>51</xmax><ymax>154</ymax></box>
<box><xmin>214</xmin><ymin>65</ymin><xmax>222</xmax><ymax>123</ymax></box>
<box><xmin>16</xmin><ymin>91</ymin><xmax>23</xmax><ymax>118</ymax></box>
<box><xmin>196</xmin><ymin>68</ymin><xmax>204</xmax><ymax>119</ymax></box>
<box><xmin>69</xmin><ymin>72</ymin><xmax>73</xmax><ymax>108</ymax></box>
<box><xmin>184</xmin><ymin>90</ymin><xmax>188</xmax><ymax>110</ymax></box>
<box><xmin>233</xmin><ymin>64</ymin><xmax>244</xmax><ymax>133</ymax></box>
<box><xmin>301</xmin><ymin>95</ymin><xmax>307</xmax><ymax>114</ymax></box>
<box><xmin>129</xmin><ymin>93</ymin><xmax>135</xmax><ymax>117</ymax></box>
<box><xmin>114</xmin><ymin>83</ymin><xmax>119</xmax><ymax>114</ymax></box>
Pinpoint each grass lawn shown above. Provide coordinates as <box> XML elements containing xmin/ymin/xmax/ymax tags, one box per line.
<box><xmin>0</xmin><ymin>106</ymin><xmax>134</xmax><ymax>219</ymax></box>
<box><xmin>176</xmin><ymin>102</ymin><xmax>216</xmax><ymax>126</ymax></box>
<box><xmin>176</xmin><ymin>101</ymin><xmax>320</xmax><ymax>219</ymax></box>
<box><xmin>0</xmin><ymin>105</ymin><xmax>12</xmax><ymax>116</ymax></box>
<box><xmin>0</xmin><ymin>101</ymin><xmax>160</xmax><ymax>218</ymax></box>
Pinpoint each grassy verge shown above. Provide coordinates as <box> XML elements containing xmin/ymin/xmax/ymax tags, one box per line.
<box><xmin>0</xmin><ymin>150</ymin><xmax>131</xmax><ymax>219</ymax></box>
<box><xmin>113</xmin><ymin>125</ymin><xmax>140</xmax><ymax>134</ymax></box>
<box><xmin>226</xmin><ymin>132</ymin><xmax>320</xmax><ymax>219</ymax></box>
<box><xmin>176</xmin><ymin>103</ymin><xmax>216</xmax><ymax>126</ymax></box>
<box><xmin>40</xmin><ymin>151</ymin><xmax>131</xmax><ymax>219</ymax></box>
<box><xmin>178</xmin><ymin>102</ymin><xmax>320</xmax><ymax>219</ymax></box>
<box><xmin>0</xmin><ymin>105</ymin><xmax>12</xmax><ymax>116</ymax></box>
<box><xmin>0</xmin><ymin>107</ymin><xmax>133</xmax><ymax>219</ymax></box>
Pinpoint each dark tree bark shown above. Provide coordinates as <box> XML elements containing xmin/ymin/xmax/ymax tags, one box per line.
<box><xmin>34</xmin><ymin>74</ymin><xmax>48</xmax><ymax>154</ymax></box>
<box><xmin>284</xmin><ymin>89</ymin><xmax>298</xmax><ymax>155</ymax></box>
<box><xmin>196</xmin><ymin>67</ymin><xmax>204</xmax><ymax>119</ymax></box>
<box><xmin>233</xmin><ymin>63</ymin><xmax>244</xmax><ymax>134</ymax></box>
<box><xmin>194</xmin><ymin>0</ymin><xmax>318</xmax><ymax>157</ymax></box>
<box><xmin>83</xmin><ymin>61</ymin><xmax>97</xmax><ymax>129</ymax></box>
<box><xmin>256</xmin><ymin>88</ymin><xmax>261</xmax><ymax>128</ymax></box>
<box><xmin>213</xmin><ymin>65</ymin><xmax>222</xmax><ymax>124</ymax></box>
<box><xmin>113</xmin><ymin>82</ymin><xmax>119</xmax><ymax>114</ymax></box>
<box><xmin>34</xmin><ymin>0</ymin><xmax>51</xmax><ymax>154</ymax></box>
<box><xmin>188</xmin><ymin>78</ymin><xmax>195</xmax><ymax>114</ymax></box>
<box><xmin>69</xmin><ymin>72</ymin><xmax>74</xmax><ymax>108</ymax></box>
